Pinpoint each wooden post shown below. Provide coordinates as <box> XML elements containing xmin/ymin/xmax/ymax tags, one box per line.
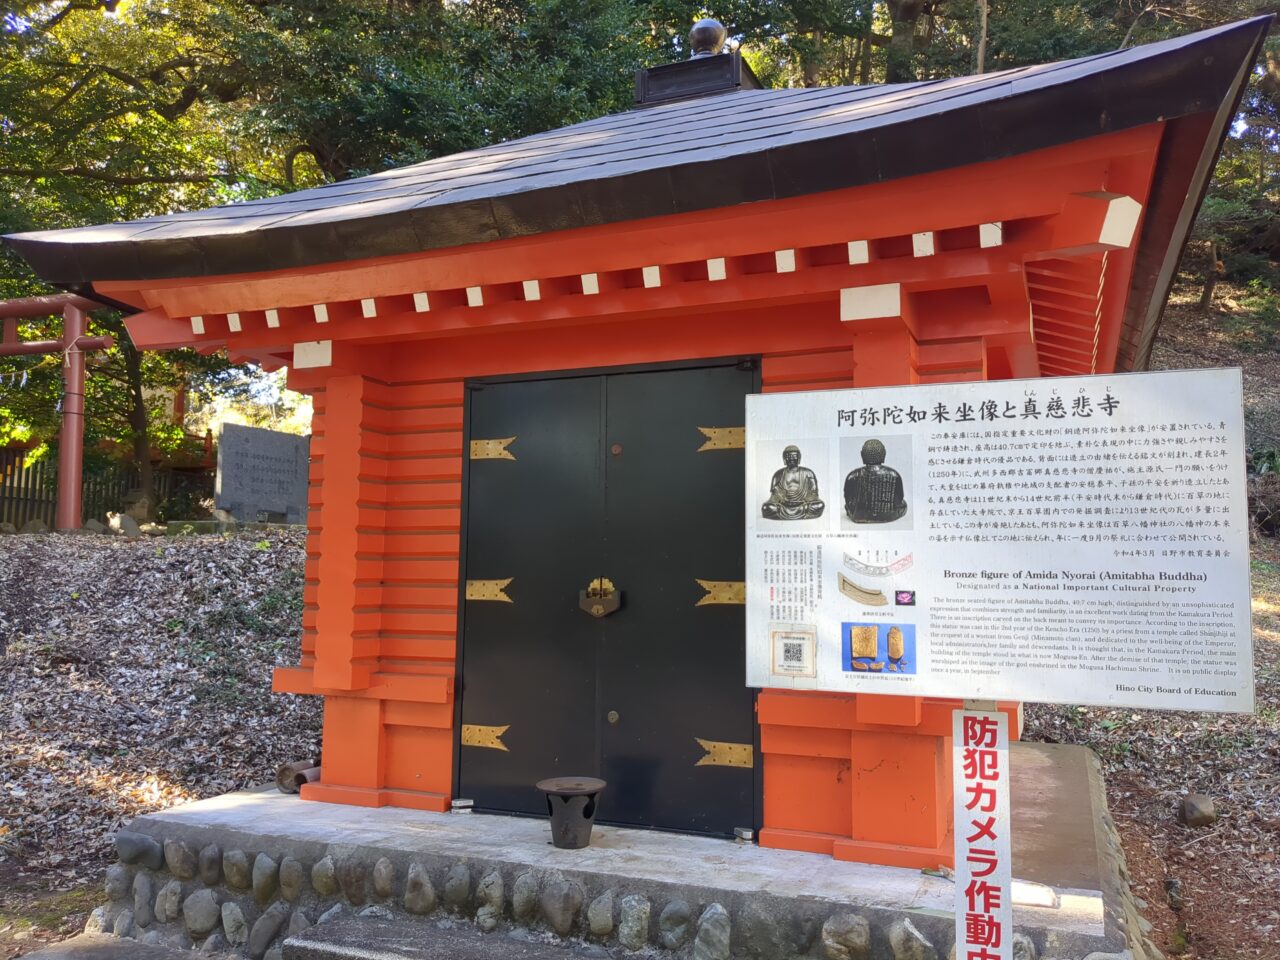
<box><xmin>56</xmin><ymin>304</ymin><xmax>87</xmax><ymax>531</ymax></box>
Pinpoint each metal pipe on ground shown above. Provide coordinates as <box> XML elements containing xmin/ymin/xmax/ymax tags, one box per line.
<box><xmin>276</xmin><ymin>759</ymin><xmax>321</xmax><ymax>794</ymax></box>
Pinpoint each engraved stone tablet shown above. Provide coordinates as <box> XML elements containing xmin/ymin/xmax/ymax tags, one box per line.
<box><xmin>215</xmin><ymin>423</ymin><xmax>311</xmax><ymax>524</ymax></box>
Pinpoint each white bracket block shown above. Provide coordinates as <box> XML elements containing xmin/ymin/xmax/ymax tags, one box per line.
<box><xmin>912</xmin><ymin>232</ymin><xmax>935</xmax><ymax>257</ymax></box>
<box><xmin>1100</xmin><ymin>195</ymin><xmax>1143</xmax><ymax>248</ymax></box>
<box><xmin>775</xmin><ymin>249</ymin><xmax>796</xmax><ymax>273</ymax></box>
<box><xmin>190</xmin><ymin>316</ymin><xmax>204</xmax><ymax>335</ymax></box>
<box><xmin>522</xmin><ymin>280</ymin><xmax>541</xmax><ymax>302</ymax></box>
<box><xmin>840</xmin><ymin>283</ymin><xmax>902</xmax><ymax>322</ymax></box>
<box><xmin>313</xmin><ymin>304</ymin><xmax>329</xmax><ymax>324</ymax></box>
<box><xmin>979</xmin><ymin>222</ymin><xmax>1003</xmax><ymax>248</ymax></box>
<box><xmin>226</xmin><ymin>312</ymin><xmax>241</xmax><ymax>333</ymax></box>
<box><xmin>361</xmin><ymin>298</ymin><xmax>377</xmax><ymax>318</ymax></box>
<box><xmin>707</xmin><ymin>258</ymin><xmax>726</xmax><ymax>282</ymax></box>
<box><xmin>642</xmin><ymin>265</ymin><xmax>662</xmax><ymax>288</ymax></box>
<box><xmin>293</xmin><ymin>340</ymin><xmax>332</xmax><ymax>369</ymax></box>
<box><xmin>466</xmin><ymin>286</ymin><xmax>484</xmax><ymax>308</ymax></box>
<box><xmin>581</xmin><ymin>273</ymin><xmax>600</xmax><ymax>295</ymax></box>
<box><xmin>265</xmin><ymin>309</ymin><xmax>280</xmax><ymax>329</ymax></box>
<box><xmin>413</xmin><ymin>292</ymin><xmax>431</xmax><ymax>312</ymax></box>
<box><xmin>847</xmin><ymin>240</ymin><xmax>869</xmax><ymax>265</ymax></box>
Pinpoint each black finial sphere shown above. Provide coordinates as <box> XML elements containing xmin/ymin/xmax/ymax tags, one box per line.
<box><xmin>689</xmin><ymin>18</ymin><xmax>727</xmax><ymax>58</ymax></box>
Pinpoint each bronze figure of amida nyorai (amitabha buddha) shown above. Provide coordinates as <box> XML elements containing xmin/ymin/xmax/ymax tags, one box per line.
<box><xmin>761</xmin><ymin>445</ymin><xmax>825</xmax><ymax>520</ymax></box>
<box><xmin>843</xmin><ymin>439</ymin><xmax>907</xmax><ymax>523</ymax></box>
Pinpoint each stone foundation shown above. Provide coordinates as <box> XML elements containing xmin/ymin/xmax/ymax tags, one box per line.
<box><xmin>84</xmin><ymin>744</ymin><xmax>1161</xmax><ymax>960</ymax></box>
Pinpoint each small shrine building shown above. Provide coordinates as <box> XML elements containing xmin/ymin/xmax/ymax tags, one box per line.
<box><xmin>5</xmin><ymin>17</ymin><xmax>1268</xmax><ymax>870</ymax></box>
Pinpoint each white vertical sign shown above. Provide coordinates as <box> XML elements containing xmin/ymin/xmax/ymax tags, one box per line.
<box><xmin>953</xmin><ymin>710</ymin><xmax>1013</xmax><ymax>960</ymax></box>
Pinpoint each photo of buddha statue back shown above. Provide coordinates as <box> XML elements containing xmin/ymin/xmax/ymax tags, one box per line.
<box><xmin>843</xmin><ymin>438</ymin><xmax>908</xmax><ymax>524</ymax></box>
<box><xmin>761</xmin><ymin>443</ymin><xmax>826</xmax><ymax>520</ymax></box>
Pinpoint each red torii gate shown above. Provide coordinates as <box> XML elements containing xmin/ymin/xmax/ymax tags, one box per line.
<box><xmin>0</xmin><ymin>294</ymin><xmax>113</xmax><ymax>530</ymax></box>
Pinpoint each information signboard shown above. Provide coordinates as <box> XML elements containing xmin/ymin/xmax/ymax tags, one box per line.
<box><xmin>745</xmin><ymin>368</ymin><xmax>1253</xmax><ymax>713</ymax></box>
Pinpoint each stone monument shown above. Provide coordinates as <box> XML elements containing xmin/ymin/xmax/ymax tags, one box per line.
<box><xmin>215</xmin><ymin>423</ymin><xmax>310</xmax><ymax>524</ymax></box>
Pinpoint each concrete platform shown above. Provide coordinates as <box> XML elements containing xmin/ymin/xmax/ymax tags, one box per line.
<box><xmin>89</xmin><ymin>743</ymin><xmax>1153</xmax><ymax>960</ymax></box>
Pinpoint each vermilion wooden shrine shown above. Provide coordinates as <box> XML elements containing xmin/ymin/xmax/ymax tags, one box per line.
<box><xmin>6</xmin><ymin>18</ymin><xmax>1268</xmax><ymax>870</ymax></box>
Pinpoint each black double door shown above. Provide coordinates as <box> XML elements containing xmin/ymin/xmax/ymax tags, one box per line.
<box><xmin>458</xmin><ymin>362</ymin><xmax>755</xmax><ymax>837</ymax></box>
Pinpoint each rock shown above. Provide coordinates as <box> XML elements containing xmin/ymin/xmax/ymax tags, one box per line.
<box><xmin>288</xmin><ymin>909</ymin><xmax>312</xmax><ymax>937</ymax></box>
<box><xmin>83</xmin><ymin>518</ymin><xmax>109</xmax><ymax>535</ymax></box>
<box><xmin>248</xmin><ymin>902</ymin><xmax>290</xmax><ymax>959</ymax></box>
<box><xmin>1164</xmin><ymin>876</ymin><xmax>1184</xmax><ymax>911</ymax></box>
<box><xmin>265</xmin><ymin>950</ymin><xmax>284</xmax><ymax>960</ymax></box>
<box><xmin>372</xmin><ymin>857</ymin><xmax>395</xmax><ymax>899</ymax></box>
<box><xmin>359</xmin><ymin>905</ymin><xmax>395</xmax><ymax>920</ymax></box>
<box><xmin>1181</xmin><ymin>793</ymin><xmax>1217</xmax><ymax>827</ymax></box>
<box><xmin>403</xmin><ymin>863</ymin><xmax>437</xmax><ymax>915</ymax></box>
<box><xmin>253</xmin><ymin>852</ymin><xmax>280</xmax><ymax>905</ymax></box>
<box><xmin>155</xmin><ymin>880</ymin><xmax>182</xmax><ymax>924</ymax></box>
<box><xmin>279</xmin><ymin>857</ymin><xmax>306</xmax><ymax>902</ymax></box>
<box><xmin>184</xmin><ymin>888</ymin><xmax>221</xmax><ymax>937</ymax></box>
<box><xmin>821</xmin><ymin>913</ymin><xmax>871</xmax><ymax>960</ymax></box>
<box><xmin>692</xmin><ymin>903</ymin><xmax>731</xmax><ymax>960</ymax></box>
<box><xmin>587</xmin><ymin>890</ymin><xmax>614</xmax><ymax>938</ymax></box>
<box><xmin>224</xmin><ymin>850</ymin><xmax>252</xmax><ymax>890</ymax></box>
<box><xmin>539</xmin><ymin>876</ymin><xmax>583</xmax><ymax>936</ymax></box>
<box><xmin>116</xmin><ymin>831</ymin><xmax>164</xmax><ymax>869</ymax></box>
<box><xmin>199</xmin><ymin>844</ymin><xmax>222</xmax><ymax>886</ymax></box>
<box><xmin>112</xmin><ymin>908</ymin><xmax>135</xmax><ymax>938</ymax></box>
<box><xmin>312</xmin><ymin>855</ymin><xmax>339</xmax><ymax>896</ymax></box>
<box><xmin>0</xmin><ymin>521</ymin><xmax>16</xmax><ymax>534</ymax></box>
<box><xmin>888</xmin><ymin>918</ymin><xmax>936</xmax><ymax>960</ymax></box>
<box><xmin>1012</xmin><ymin>933</ymin><xmax>1037</xmax><ymax>960</ymax></box>
<box><xmin>476</xmin><ymin>904</ymin><xmax>500</xmax><ymax>932</ymax></box>
<box><xmin>109</xmin><ymin>513</ymin><xmax>141</xmax><ymax>537</ymax></box>
<box><xmin>20</xmin><ymin>517</ymin><xmax>48</xmax><ymax>534</ymax></box>
<box><xmin>104</xmin><ymin>863</ymin><xmax>132</xmax><ymax>902</ymax></box>
<box><xmin>658</xmin><ymin>899</ymin><xmax>692</xmax><ymax>950</ymax></box>
<box><xmin>221</xmin><ymin>902</ymin><xmax>249</xmax><ymax>947</ymax></box>
<box><xmin>477</xmin><ymin>870</ymin><xmax>503</xmax><ymax>912</ymax></box>
<box><xmin>444</xmin><ymin>863</ymin><xmax>472</xmax><ymax>911</ymax></box>
<box><xmin>337</xmin><ymin>858</ymin><xmax>368</xmax><ymax>905</ymax></box>
<box><xmin>200</xmin><ymin>931</ymin><xmax>229</xmax><ymax>954</ymax></box>
<box><xmin>141</xmin><ymin>930</ymin><xmax>164</xmax><ymax>946</ymax></box>
<box><xmin>511</xmin><ymin>872</ymin><xmax>538</xmax><ymax>922</ymax></box>
<box><xmin>739</xmin><ymin>901</ymin><xmax>806</xmax><ymax>960</ymax></box>
<box><xmin>618</xmin><ymin>894</ymin><xmax>650</xmax><ymax>951</ymax></box>
<box><xmin>318</xmin><ymin>903</ymin><xmax>345</xmax><ymax>925</ymax></box>
<box><xmin>161</xmin><ymin>839</ymin><xmax>196</xmax><ymax>879</ymax></box>
<box><xmin>84</xmin><ymin>906</ymin><xmax>111</xmax><ymax>934</ymax></box>
<box><xmin>132</xmin><ymin>872</ymin><xmax>154</xmax><ymax>928</ymax></box>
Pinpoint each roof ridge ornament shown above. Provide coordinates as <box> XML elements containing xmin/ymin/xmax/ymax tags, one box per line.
<box><xmin>634</xmin><ymin>17</ymin><xmax>761</xmax><ymax>107</ymax></box>
<box><xmin>689</xmin><ymin>18</ymin><xmax>728</xmax><ymax>58</ymax></box>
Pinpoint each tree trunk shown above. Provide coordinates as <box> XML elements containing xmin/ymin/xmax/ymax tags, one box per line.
<box><xmin>976</xmin><ymin>0</ymin><xmax>989</xmax><ymax>73</ymax></box>
<box><xmin>886</xmin><ymin>18</ymin><xmax>917</xmax><ymax>82</ymax></box>
<box><xmin>802</xmin><ymin>30</ymin><xmax>823</xmax><ymax>87</ymax></box>
<box><xmin>1199</xmin><ymin>240</ymin><xmax>1221</xmax><ymax>312</ymax></box>
<box><xmin>121</xmin><ymin>334</ymin><xmax>155</xmax><ymax>517</ymax></box>
<box><xmin>884</xmin><ymin>0</ymin><xmax>928</xmax><ymax>83</ymax></box>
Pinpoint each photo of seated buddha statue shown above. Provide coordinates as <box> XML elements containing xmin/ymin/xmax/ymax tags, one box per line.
<box><xmin>761</xmin><ymin>444</ymin><xmax>825</xmax><ymax>520</ymax></box>
<box><xmin>843</xmin><ymin>438</ymin><xmax>907</xmax><ymax>523</ymax></box>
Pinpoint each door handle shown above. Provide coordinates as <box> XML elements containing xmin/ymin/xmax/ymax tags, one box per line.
<box><xmin>579</xmin><ymin>577</ymin><xmax>621</xmax><ymax>618</ymax></box>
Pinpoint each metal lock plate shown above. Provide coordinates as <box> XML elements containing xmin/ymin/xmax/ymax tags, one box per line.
<box><xmin>579</xmin><ymin>577</ymin><xmax>621</xmax><ymax>617</ymax></box>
